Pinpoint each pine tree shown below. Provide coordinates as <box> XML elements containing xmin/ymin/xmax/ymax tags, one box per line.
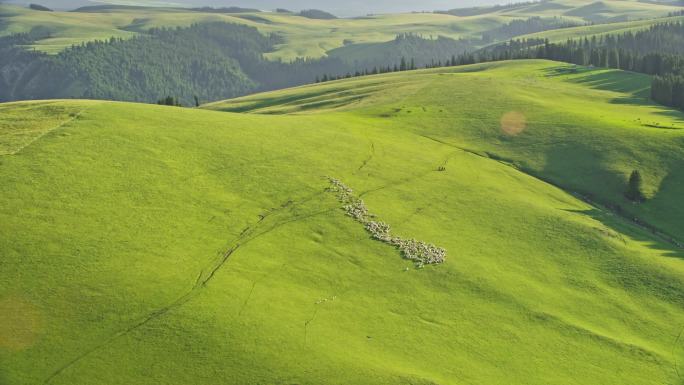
<box><xmin>625</xmin><ymin>170</ymin><xmax>646</xmax><ymax>202</ymax></box>
<box><xmin>608</xmin><ymin>49</ymin><xmax>620</xmax><ymax>69</ymax></box>
<box><xmin>158</xmin><ymin>96</ymin><xmax>176</xmax><ymax>106</ymax></box>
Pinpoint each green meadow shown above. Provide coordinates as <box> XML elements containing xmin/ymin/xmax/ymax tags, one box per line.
<box><xmin>1</xmin><ymin>60</ymin><xmax>683</xmax><ymax>384</ymax></box>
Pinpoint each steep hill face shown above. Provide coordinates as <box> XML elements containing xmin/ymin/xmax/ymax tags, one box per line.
<box><xmin>1</xmin><ymin>60</ymin><xmax>683</xmax><ymax>385</ymax></box>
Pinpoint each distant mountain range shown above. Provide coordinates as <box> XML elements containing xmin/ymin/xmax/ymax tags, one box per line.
<box><xmin>2</xmin><ymin>0</ymin><xmax>509</xmax><ymax>16</ymax></box>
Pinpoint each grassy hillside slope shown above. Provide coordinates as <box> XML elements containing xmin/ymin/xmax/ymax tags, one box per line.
<box><xmin>208</xmin><ymin>60</ymin><xmax>684</xmax><ymax>240</ymax></box>
<box><xmin>444</xmin><ymin>0</ymin><xmax>681</xmax><ymax>22</ymax></box>
<box><xmin>0</xmin><ymin>4</ymin><xmax>505</xmax><ymax>57</ymax></box>
<box><xmin>518</xmin><ymin>14</ymin><xmax>684</xmax><ymax>43</ymax></box>
<box><xmin>1</xmin><ymin>60</ymin><xmax>683</xmax><ymax>385</ymax></box>
<box><xmin>2</xmin><ymin>0</ymin><xmax>682</xmax><ymax>58</ymax></box>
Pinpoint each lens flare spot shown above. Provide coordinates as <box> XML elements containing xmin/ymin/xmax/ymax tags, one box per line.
<box><xmin>500</xmin><ymin>111</ymin><xmax>527</xmax><ymax>136</ymax></box>
<box><xmin>0</xmin><ymin>296</ymin><xmax>43</xmax><ymax>351</ymax></box>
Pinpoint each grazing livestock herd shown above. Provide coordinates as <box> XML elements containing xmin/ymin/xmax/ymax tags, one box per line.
<box><xmin>328</xmin><ymin>177</ymin><xmax>446</xmax><ymax>267</ymax></box>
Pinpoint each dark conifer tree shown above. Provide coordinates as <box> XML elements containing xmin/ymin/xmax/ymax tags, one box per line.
<box><xmin>625</xmin><ymin>170</ymin><xmax>646</xmax><ymax>202</ymax></box>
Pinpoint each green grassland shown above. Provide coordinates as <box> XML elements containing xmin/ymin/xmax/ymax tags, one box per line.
<box><xmin>2</xmin><ymin>0</ymin><xmax>682</xmax><ymax>58</ymax></box>
<box><xmin>500</xmin><ymin>0</ymin><xmax>681</xmax><ymax>22</ymax></box>
<box><xmin>209</xmin><ymin>60</ymin><xmax>684</xmax><ymax>240</ymax></box>
<box><xmin>0</xmin><ymin>4</ymin><xmax>505</xmax><ymax>57</ymax></box>
<box><xmin>1</xmin><ymin>59</ymin><xmax>683</xmax><ymax>385</ymax></box>
<box><xmin>518</xmin><ymin>14</ymin><xmax>684</xmax><ymax>43</ymax></box>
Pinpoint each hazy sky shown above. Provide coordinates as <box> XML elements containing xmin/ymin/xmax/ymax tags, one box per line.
<box><xmin>6</xmin><ymin>0</ymin><xmax>509</xmax><ymax>15</ymax></box>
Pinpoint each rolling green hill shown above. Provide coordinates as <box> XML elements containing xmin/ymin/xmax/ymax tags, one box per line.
<box><xmin>2</xmin><ymin>0</ymin><xmax>682</xmax><ymax>58</ymax></box>
<box><xmin>1</xmin><ymin>60</ymin><xmax>683</xmax><ymax>385</ymax></box>
<box><xmin>0</xmin><ymin>4</ymin><xmax>506</xmax><ymax>57</ymax></box>
<box><xmin>517</xmin><ymin>13</ymin><xmax>684</xmax><ymax>42</ymax></box>
<box><xmin>442</xmin><ymin>0</ymin><xmax>682</xmax><ymax>22</ymax></box>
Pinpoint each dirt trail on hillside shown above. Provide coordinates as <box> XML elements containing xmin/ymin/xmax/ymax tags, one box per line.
<box><xmin>43</xmin><ymin>190</ymin><xmax>331</xmax><ymax>384</ymax></box>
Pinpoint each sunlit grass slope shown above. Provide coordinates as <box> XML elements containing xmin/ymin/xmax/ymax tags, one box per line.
<box><xmin>208</xmin><ymin>60</ymin><xmax>684</xmax><ymax>241</ymax></box>
<box><xmin>0</xmin><ymin>5</ymin><xmax>138</xmax><ymax>53</ymax></box>
<box><xmin>1</xmin><ymin>60</ymin><xmax>683</xmax><ymax>385</ymax></box>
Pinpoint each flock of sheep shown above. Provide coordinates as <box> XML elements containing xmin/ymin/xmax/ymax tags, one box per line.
<box><xmin>328</xmin><ymin>177</ymin><xmax>446</xmax><ymax>267</ymax></box>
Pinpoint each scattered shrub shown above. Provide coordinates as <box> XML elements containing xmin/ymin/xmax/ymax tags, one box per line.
<box><xmin>29</xmin><ymin>3</ymin><xmax>52</xmax><ymax>11</ymax></box>
<box><xmin>158</xmin><ymin>96</ymin><xmax>182</xmax><ymax>107</ymax></box>
<box><xmin>299</xmin><ymin>9</ymin><xmax>337</xmax><ymax>19</ymax></box>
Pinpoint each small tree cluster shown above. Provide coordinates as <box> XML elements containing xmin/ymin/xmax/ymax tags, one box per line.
<box><xmin>29</xmin><ymin>4</ymin><xmax>52</xmax><ymax>11</ymax></box>
<box><xmin>316</xmin><ymin>56</ymin><xmax>417</xmax><ymax>83</ymax></box>
<box><xmin>328</xmin><ymin>177</ymin><xmax>446</xmax><ymax>267</ymax></box>
<box><xmin>157</xmin><ymin>96</ymin><xmax>182</xmax><ymax>107</ymax></box>
<box><xmin>298</xmin><ymin>9</ymin><xmax>337</xmax><ymax>19</ymax></box>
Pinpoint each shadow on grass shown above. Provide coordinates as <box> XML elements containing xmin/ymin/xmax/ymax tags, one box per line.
<box><xmin>650</xmin><ymin>108</ymin><xmax>684</xmax><ymax>126</ymax></box>
<box><xmin>539</xmin><ymin>138</ymin><xmax>684</xmax><ymax>260</ymax></box>
<box><xmin>642</xmin><ymin>158</ymin><xmax>684</xmax><ymax>239</ymax></box>
<box><xmin>210</xmin><ymin>82</ymin><xmax>383</xmax><ymax>113</ymax></box>
<box><xmin>609</xmin><ymin>96</ymin><xmax>648</xmax><ymax>105</ymax></box>
<box><xmin>119</xmin><ymin>18</ymin><xmax>151</xmax><ymax>33</ymax></box>
<box><xmin>544</xmin><ymin>64</ymin><xmax>684</xmax><ymax>124</ymax></box>
<box><xmin>210</xmin><ymin>88</ymin><xmax>345</xmax><ymax>113</ymax></box>
<box><xmin>543</xmin><ymin>65</ymin><xmax>650</xmax><ymax>94</ymax></box>
<box><xmin>567</xmin><ymin>206</ymin><xmax>683</xmax><ymax>260</ymax></box>
<box><xmin>233</xmin><ymin>14</ymin><xmax>274</xmax><ymax>24</ymax></box>
<box><xmin>562</xmin><ymin>208</ymin><xmax>684</xmax><ymax>315</ymax></box>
